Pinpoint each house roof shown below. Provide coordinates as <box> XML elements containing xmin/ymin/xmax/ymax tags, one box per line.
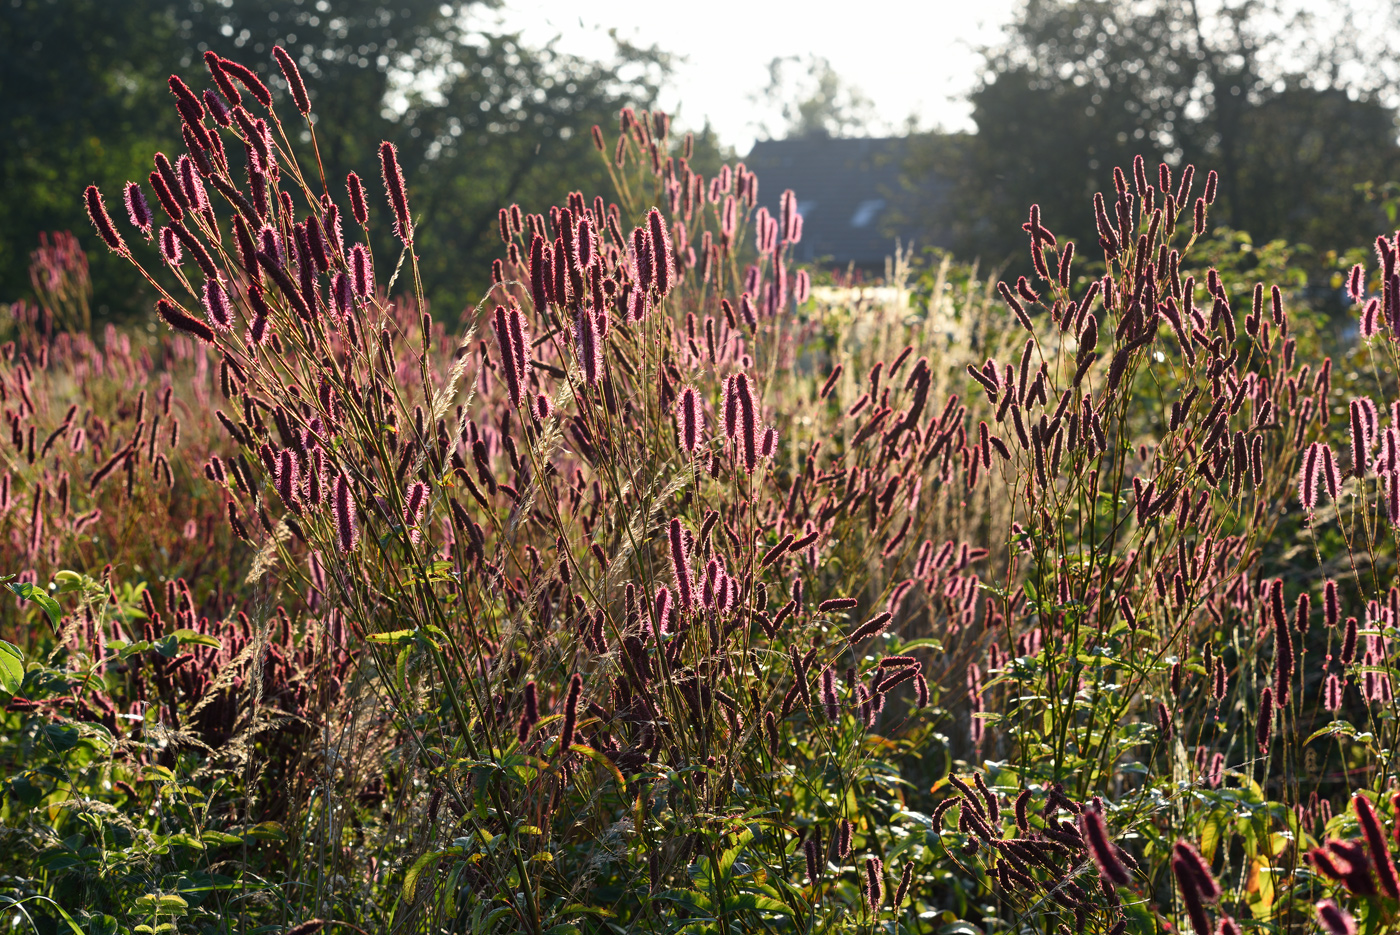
<box><xmin>744</xmin><ymin>137</ymin><xmax>949</xmax><ymax>268</ymax></box>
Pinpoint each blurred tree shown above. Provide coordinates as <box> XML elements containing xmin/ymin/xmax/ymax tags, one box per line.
<box><xmin>0</xmin><ymin>1</ymin><xmax>666</xmax><ymax>320</ymax></box>
<box><xmin>755</xmin><ymin>55</ymin><xmax>876</xmax><ymax>140</ymax></box>
<box><xmin>908</xmin><ymin>0</ymin><xmax>1400</xmax><ymax>269</ymax></box>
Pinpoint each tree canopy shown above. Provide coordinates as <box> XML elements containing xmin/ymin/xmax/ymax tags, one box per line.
<box><xmin>909</xmin><ymin>0</ymin><xmax>1400</xmax><ymax>270</ymax></box>
<box><xmin>0</xmin><ymin>0</ymin><xmax>669</xmax><ymax>319</ymax></box>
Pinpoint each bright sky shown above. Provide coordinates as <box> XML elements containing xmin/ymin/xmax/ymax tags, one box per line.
<box><xmin>481</xmin><ymin>0</ymin><xmax>1021</xmax><ymax>155</ymax></box>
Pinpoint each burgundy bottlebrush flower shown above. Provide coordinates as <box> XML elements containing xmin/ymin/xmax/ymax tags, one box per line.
<box><xmin>177</xmin><ymin>154</ymin><xmax>207</xmax><ymax>212</ymax></box>
<box><xmin>821</xmin><ymin>668</ymin><xmax>838</xmax><ymax>719</ymax></box>
<box><xmin>517</xmin><ymin>681</ymin><xmax>539</xmax><ymax>742</ymax></box>
<box><xmin>493</xmin><ymin>305</ymin><xmax>524</xmax><ymax>407</ymax></box>
<box><xmin>669</xmin><ymin>517</ymin><xmax>693</xmax><ymax>614</ymax></box>
<box><xmin>1271</xmin><ymin>581</ymin><xmax>1294</xmax><ymax>704</ymax></box>
<box><xmin>84</xmin><ymin>185</ymin><xmax>126</xmax><ymax>254</ymax></box>
<box><xmin>574</xmin><ymin>215</ymin><xmax>594</xmax><ymax>269</ymax></box>
<box><xmin>271</xmin><ymin>45</ymin><xmax>311</xmax><ymax>115</ymax></box>
<box><xmin>1321</xmin><ymin>671</ymin><xmax>1344</xmax><ymax>708</ymax></box>
<box><xmin>1258</xmin><ymin>686</ymin><xmax>1273</xmax><ymax>755</ymax></box>
<box><xmin>630</xmin><ymin>226</ymin><xmax>653</xmax><ymax>292</ymax></box>
<box><xmin>1326</xmin><ymin>580</ymin><xmax>1340</xmax><ymax>627</ymax></box>
<box><xmin>202</xmin><ymin>278</ymin><xmax>232</xmax><ymax>332</ymax></box>
<box><xmin>820</xmin><ymin>598</ymin><xmax>858</xmax><ymax>611</ymax></box>
<box><xmin>803</xmin><ymin>838</ymin><xmax>822</xmax><ymax>884</ymax></box>
<box><xmin>160</xmin><ymin>226</ymin><xmax>183</xmax><ymax>266</ymax></box>
<box><xmin>379</xmin><ymin>142</ymin><xmax>412</xmax><ymax>242</ymax></box>
<box><xmin>349</xmin><ymin>243</ymin><xmax>374</xmax><ymax>298</ymax></box>
<box><xmin>123</xmin><ymin>182</ymin><xmax>152</xmax><ymax>236</ymax></box>
<box><xmin>276</xmin><ymin>448</ymin><xmax>300</xmax><ymax>511</ymax></box>
<box><xmin>1351</xmin><ymin>399</ymin><xmax>1369</xmax><ymax>477</ymax></box>
<box><xmin>559</xmin><ymin>672</ymin><xmax>583</xmax><ymax>753</ymax></box>
<box><xmin>1300</xmin><ymin>442</ymin><xmax>1321</xmax><ymax>510</ymax></box>
<box><xmin>1322</xmin><ymin>443</ymin><xmax>1340</xmax><ymax>500</ymax></box>
<box><xmin>1353</xmin><ymin>793</ymin><xmax>1400</xmax><ymax>897</ymax></box>
<box><xmin>864</xmin><ymin>856</ymin><xmax>884</xmax><ymax>911</ymax></box>
<box><xmin>529</xmin><ymin>235</ymin><xmax>550</xmax><ymax>311</ymax></box>
<box><xmin>346</xmin><ymin>171</ymin><xmax>369</xmax><ymax>225</ymax></box>
<box><xmin>1172</xmin><ymin>855</ymin><xmax>1212</xmax><ymax>935</ymax></box>
<box><xmin>996</xmin><ymin>281</ymin><xmax>1033</xmax><ymax>331</ymax></box>
<box><xmin>647</xmin><ymin>207</ymin><xmax>673</xmax><ymax>296</ymax></box>
<box><xmin>795</xmin><ymin>269</ymin><xmax>811</xmax><ymax>304</ymax></box>
<box><xmin>1362</xmin><ymin>298</ymin><xmax>1382</xmax><ymax>337</ymax></box>
<box><xmin>218</xmin><ymin>56</ymin><xmax>272</xmax><ymax>107</ymax></box>
<box><xmin>575</xmin><ymin>307</ymin><xmax>602</xmax><ymax>386</ymax></box>
<box><xmin>652</xmin><ymin>586</ymin><xmax>672</xmax><ymax>635</ymax></box>
<box><xmin>847</xmin><ymin>612</ymin><xmax>892</xmax><ymax>645</ymax></box>
<box><xmin>403</xmin><ymin>481</ymin><xmax>428</xmax><ymax>544</ymax></box>
<box><xmin>203</xmin><ymin>51</ymin><xmax>241</xmax><ymax>106</ymax></box>
<box><xmin>246</xmin><ymin>283</ymin><xmax>271</xmax><ymax>345</ymax></box>
<box><xmin>1080</xmin><ymin>807</ymin><xmax>1131</xmax><ymax>884</ymax></box>
<box><xmin>1173</xmin><ymin>841</ymin><xmax>1221</xmax><ymax>902</ymax></box>
<box><xmin>1349</xmin><ymin>263</ymin><xmax>1366</xmax><ymax>303</ymax></box>
<box><xmin>150</xmin><ymin>169</ymin><xmax>185</xmax><ymax>224</ymax></box>
<box><xmin>820</xmin><ymin>363</ymin><xmax>843</xmax><ymax>400</ymax></box>
<box><xmin>676</xmin><ymin>386</ymin><xmax>702</xmax><ymax>456</ymax></box>
<box><xmin>1316</xmin><ymin>900</ymin><xmax>1357</xmax><ymax>935</ymax></box>
<box><xmin>333</xmin><ymin>473</ymin><xmax>358</xmax><ymax>553</ymax></box>
<box><xmin>156</xmin><ymin>299</ymin><xmax>215</xmax><ymax>343</ymax></box>
<box><xmin>1342</xmin><ymin>615</ymin><xmax>1359</xmax><ymax>664</ymax></box>
<box><xmin>735</xmin><ymin>372</ymin><xmax>758</xmax><ymax>473</ymax></box>
<box><xmin>332</xmin><ymin>271</ymin><xmax>353</xmax><ymax>319</ymax></box>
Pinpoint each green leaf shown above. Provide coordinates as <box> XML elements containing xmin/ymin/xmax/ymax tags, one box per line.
<box><xmin>242</xmin><ymin>822</ymin><xmax>287</xmax><ymax>841</ymax></box>
<box><xmin>169</xmin><ymin>629</ymin><xmax>221</xmax><ymax>649</ymax></box>
<box><xmin>8</xmin><ymin>583</ymin><xmax>61</xmax><ymax>629</ymax></box>
<box><xmin>367</xmin><ymin>628</ymin><xmax>417</xmax><ymax>644</ymax></box>
<box><xmin>132</xmin><ymin>894</ymin><xmax>188</xmax><ymax>915</ymax></box>
<box><xmin>558</xmin><ymin>905</ymin><xmax>616</xmax><ymax>919</ymax></box>
<box><xmin>1303</xmin><ymin>720</ymin><xmax>1356</xmax><ymax>745</ymax></box>
<box><xmin>52</xmin><ymin>571</ymin><xmax>87</xmax><ymax>593</ymax></box>
<box><xmin>720</xmin><ymin>892</ymin><xmax>788</xmax><ymax>914</ymax></box>
<box><xmin>570</xmin><ymin>744</ymin><xmax>626</xmax><ymax>792</ymax></box>
<box><xmin>890</xmin><ymin>637</ymin><xmax>943</xmax><ymax>654</ymax></box>
<box><xmin>402</xmin><ymin>847</ymin><xmax>461</xmax><ymax>902</ymax></box>
<box><xmin>161</xmin><ymin>833</ymin><xmax>204</xmax><ymax>850</ymax></box>
<box><xmin>0</xmin><ymin>640</ymin><xmax>23</xmax><ymax>695</ymax></box>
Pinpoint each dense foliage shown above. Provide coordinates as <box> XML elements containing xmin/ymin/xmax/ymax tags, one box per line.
<box><xmin>909</xmin><ymin>0</ymin><xmax>1400</xmax><ymax>273</ymax></box>
<box><xmin>0</xmin><ymin>0</ymin><xmax>671</xmax><ymax>317</ymax></box>
<box><xmin>5</xmin><ymin>40</ymin><xmax>1400</xmax><ymax>935</ymax></box>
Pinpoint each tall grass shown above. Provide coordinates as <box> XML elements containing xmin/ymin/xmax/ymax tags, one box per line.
<box><xmin>2</xmin><ymin>43</ymin><xmax>1400</xmax><ymax>935</ymax></box>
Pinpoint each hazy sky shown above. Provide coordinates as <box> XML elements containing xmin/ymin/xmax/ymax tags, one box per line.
<box><xmin>482</xmin><ymin>0</ymin><xmax>1022</xmax><ymax>154</ymax></box>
